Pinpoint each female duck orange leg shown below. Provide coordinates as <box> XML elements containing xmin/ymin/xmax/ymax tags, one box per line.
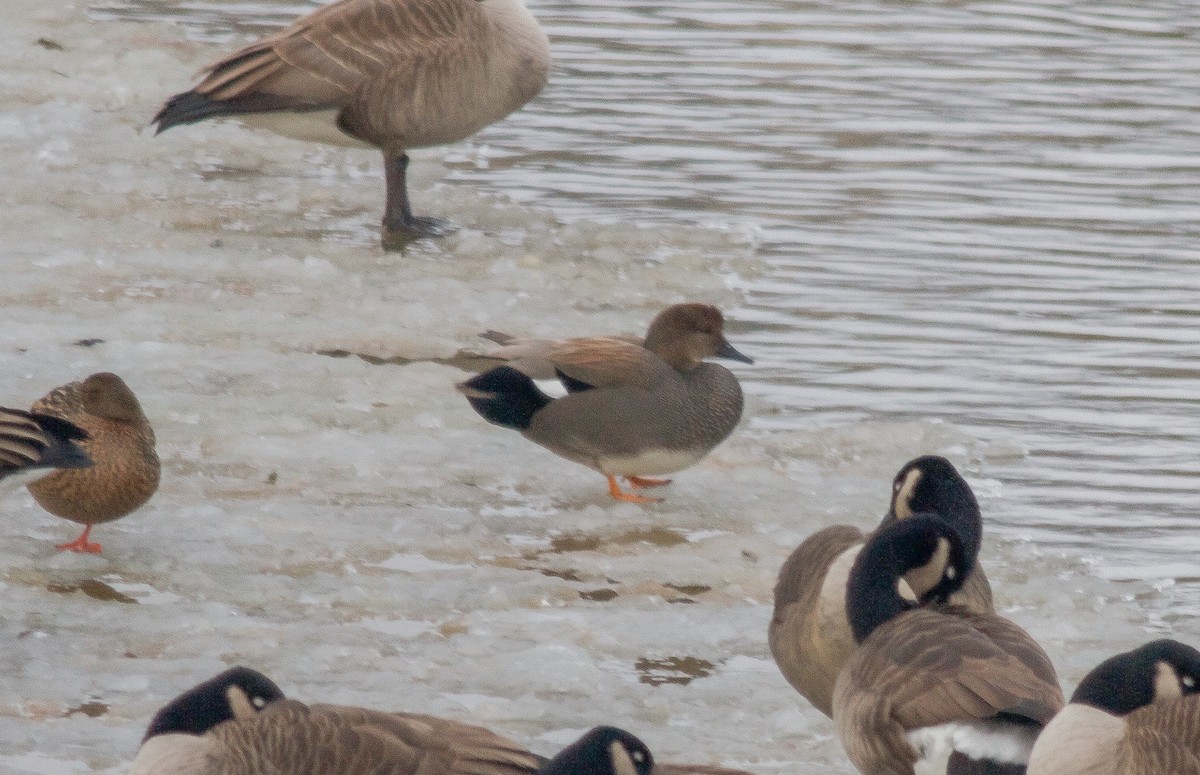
<box><xmin>57</xmin><ymin>524</ymin><xmax>102</xmax><ymax>554</ymax></box>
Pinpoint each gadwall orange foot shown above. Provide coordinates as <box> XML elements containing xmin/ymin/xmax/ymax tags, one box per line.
<box><xmin>26</xmin><ymin>372</ymin><xmax>159</xmax><ymax>554</ymax></box>
<box><xmin>458</xmin><ymin>303</ymin><xmax>752</xmax><ymax>503</ymax></box>
<box><xmin>152</xmin><ymin>0</ymin><xmax>551</xmax><ymax>246</ymax></box>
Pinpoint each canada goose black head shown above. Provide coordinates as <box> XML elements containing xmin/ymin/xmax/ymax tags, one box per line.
<box><xmin>538</xmin><ymin>726</ymin><xmax>654</xmax><ymax>775</ymax></box>
<box><xmin>882</xmin><ymin>455</ymin><xmax>981</xmax><ymax>570</ymax></box>
<box><xmin>846</xmin><ymin>515</ymin><xmax>968</xmax><ymax>644</ymax></box>
<box><xmin>1071</xmin><ymin>639</ymin><xmax>1200</xmax><ymax>716</ymax></box>
<box><xmin>142</xmin><ymin>667</ymin><xmax>286</xmax><ymax>741</ymax></box>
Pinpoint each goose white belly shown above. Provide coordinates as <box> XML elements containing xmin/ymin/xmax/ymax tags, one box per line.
<box><xmin>907</xmin><ymin>720</ymin><xmax>1038</xmax><ymax>774</ymax></box>
<box><xmin>237</xmin><ymin>109</ymin><xmax>375</xmax><ymax>149</ymax></box>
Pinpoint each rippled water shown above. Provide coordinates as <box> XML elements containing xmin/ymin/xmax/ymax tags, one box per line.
<box><xmin>92</xmin><ymin>0</ymin><xmax>1200</xmax><ymax>614</ymax></box>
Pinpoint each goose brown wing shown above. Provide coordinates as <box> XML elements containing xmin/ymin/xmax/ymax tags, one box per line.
<box><xmin>309</xmin><ymin>706</ymin><xmax>542</xmax><ymax>775</ymax></box>
<box><xmin>654</xmin><ymin>764</ymin><xmax>757</xmax><ymax>775</ymax></box>
<box><xmin>868</xmin><ymin>609</ymin><xmax>1063</xmax><ymax>731</ymax></box>
<box><xmin>1121</xmin><ymin>697</ymin><xmax>1200</xmax><ymax>775</ymax></box>
<box><xmin>769</xmin><ymin>524</ymin><xmax>866</xmax><ymax>717</ymax></box>
<box><xmin>193</xmin><ymin>0</ymin><xmax>473</xmax><ymax>114</ymax></box>
<box><xmin>544</xmin><ymin>337</ymin><xmax>672</xmax><ymax>392</ymax></box>
<box><xmin>211</xmin><ymin>701</ymin><xmax>541</xmax><ymax>775</ymax></box>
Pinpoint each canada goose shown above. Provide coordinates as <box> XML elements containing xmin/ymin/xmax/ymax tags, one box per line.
<box><xmin>832</xmin><ymin>515</ymin><xmax>1063</xmax><ymax>775</ymax></box>
<box><xmin>131</xmin><ymin>666</ymin><xmax>744</xmax><ymax>775</ymax></box>
<box><xmin>769</xmin><ymin>455</ymin><xmax>994</xmax><ymax>717</ymax></box>
<box><xmin>0</xmin><ymin>406</ymin><xmax>91</xmax><ymax>494</ymax></box>
<box><xmin>25</xmin><ymin>372</ymin><xmax>159</xmax><ymax>553</ymax></box>
<box><xmin>152</xmin><ymin>0</ymin><xmax>552</xmax><ymax>246</ymax></box>
<box><xmin>456</xmin><ymin>303</ymin><xmax>752</xmax><ymax>503</ymax></box>
<box><xmin>1027</xmin><ymin>639</ymin><xmax>1200</xmax><ymax>775</ymax></box>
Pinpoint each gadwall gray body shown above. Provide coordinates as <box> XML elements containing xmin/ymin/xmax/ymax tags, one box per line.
<box><xmin>26</xmin><ymin>372</ymin><xmax>159</xmax><ymax>553</ymax></box>
<box><xmin>153</xmin><ymin>0</ymin><xmax>551</xmax><ymax>245</ymax></box>
<box><xmin>832</xmin><ymin>516</ymin><xmax>1062</xmax><ymax>775</ymax></box>
<box><xmin>457</xmin><ymin>304</ymin><xmax>752</xmax><ymax>503</ymax></box>
<box><xmin>132</xmin><ymin>667</ymin><xmax>749</xmax><ymax>775</ymax></box>
<box><xmin>769</xmin><ymin>455</ymin><xmax>994</xmax><ymax>717</ymax></box>
<box><xmin>0</xmin><ymin>407</ymin><xmax>91</xmax><ymax>493</ymax></box>
<box><xmin>1028</xmin><ymin>639</ymin><xmax>1200</xmax><ymax>775</ymax></box>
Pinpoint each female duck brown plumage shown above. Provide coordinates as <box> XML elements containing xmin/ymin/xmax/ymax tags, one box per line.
<box><xmin>26</xmin><ymin>372</ymin><xmax>159</xmax><ymax>553</ymax></box>
<box><xmin>456</xmin><ymin>303</ymin><xmax>752</xmax><ymax>503</ymax></box>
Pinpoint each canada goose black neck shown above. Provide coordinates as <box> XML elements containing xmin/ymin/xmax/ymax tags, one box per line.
<box><xmin>845</xmin><ymin>515</ymin><xmax>967</xmax><ymax>643</ymax></box>
<box><xmin>143</xmin><ymin>667</ymin><xmax>285</xmax><ymax>741</ymax></box>
<box><xmin>538</xmin><ymin>726</ymin><xmax>654</xmax><ymax>775</ymax></box>
<box><xmin>457</xmin><ymin>366</ymin><xmax>553</xmax><ymax>430</ymax></box>
<box><xmin>883</xmin><ymin>455</ymin><xmax>981</xmax><ymax>575</ymax></box>
<box><xmin>1071</xmin><ymin>639</ymin><xmax>1200</xmax><ymax>715</ymax></box>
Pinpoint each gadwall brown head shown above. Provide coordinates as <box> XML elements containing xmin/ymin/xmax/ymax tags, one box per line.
<box><xmin>152</xmin><ymin>0</ymin><xmax>551</xmax><ymax>247</ymax></box>
<box><xmin>26</xmin><ymin>372</ymin><xmax>159</xmax><ymax>553</ymax></box>
<box><xmin>457</xmin><ymin>303</ymin><xmax>752</xmax><ymax>503</ymax></box>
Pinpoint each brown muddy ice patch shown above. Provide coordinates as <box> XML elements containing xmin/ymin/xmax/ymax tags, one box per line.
<box><xmin>636</xmin><ymin>656</ymin><xmax>717</xmax><ymax>686</ymax></box>
<box><xmin>45</xmin><ymin>579</ymin><xmax>137</xmax><ymax>604</ymax></box>
<box><xmin>316</xmin><ymin>348</ymin><xmax>498</xmax><ymax>372</ymax></box>
<box><xmin>548</xmin><ymin>527</ymin><xmax>688</xmax><ymax>554</ymax></box>
<box><xmin>64</xmin><ymin>701</ymin><xmax>109</xmax><ymax>718</ymax></box>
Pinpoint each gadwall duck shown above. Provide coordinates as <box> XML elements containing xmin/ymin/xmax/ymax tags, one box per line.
<box><xmin>152</xmin><ymin>0</ymin><xmax>551</xmax><ymax>246</ymax></box>
<box><xmin>0</xmin><ymin>407</ymin><xmax>91</xmax><ymax>493</ymax></box>
<box><xmin>1028</xmin><ymin>639</ymin><xmax>1200</xmax><ymax>775</ymax></box>
<box><xmin>769</xmin><ymin>455</ymin><xmax>994</xmax><ymax>717</ymax></box>
<box><xmin>457</xmin><ymin>303</ymin><xmax>752</xmax><ymax>503</ymax></box>
<box><xmin>26</xmin><ymin>372</ymin><xmax>159</xmax><ymax>553</ymax></box>
<box><xmin>131</xmin><ymin>666</ymin><xmax>750</xmax><ymax>775</ymax></box>
<box><xmin>832</xmin><ymin>516</ymin><xmax>1063</xmax><ymax>775</ymax></box>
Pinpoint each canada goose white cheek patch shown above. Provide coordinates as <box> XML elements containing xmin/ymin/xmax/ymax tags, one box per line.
<box><xmin>892</xmin><ymin>468</ymin><xmax>923</xmax><ymax>520</ymax></box>
<box><xmin>1154</xmin><ymin>661</ymin><xmax>1184</xmax><ymax>702</ymax></box>
<box><xmin>610</xmin><ymin>741</ymin><xmax>639</xmax><ymax>775</ymax></box>
<box><xmin>907</xmin><ymin>720</ymin><xmax>1038</xmax><ymax>772</ymax></box>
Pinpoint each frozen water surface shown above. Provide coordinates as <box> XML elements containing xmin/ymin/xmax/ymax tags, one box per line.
<box><xmin>2</xmin><ymin>0</ymin><xmax>1199</xmax><ymax>773</ymax></box>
